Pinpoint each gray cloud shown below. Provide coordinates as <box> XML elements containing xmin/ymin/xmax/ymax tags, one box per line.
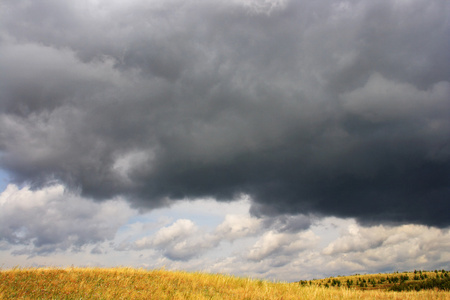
<box><xmin>0</xmin><ymin>0</ymin><xmax>449</xmax><ymax>226</ymax></box>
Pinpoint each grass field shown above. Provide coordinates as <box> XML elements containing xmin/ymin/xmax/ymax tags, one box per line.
<box><xmin>1</xmin><ymin>267</ymin><xmax>449</xmax><ymax>299</ymax></box>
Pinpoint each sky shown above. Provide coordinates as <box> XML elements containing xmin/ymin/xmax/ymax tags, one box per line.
<box><xmin>0</xmin><ymin>0</ymin><xmax>449</xmax><ymax>281</ymax></box>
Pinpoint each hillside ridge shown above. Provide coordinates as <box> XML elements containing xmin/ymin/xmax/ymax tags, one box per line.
<box><xmin>303</xmin><ymin>269</ymin><xmax>450</xmax><ymax>291</ymax></box>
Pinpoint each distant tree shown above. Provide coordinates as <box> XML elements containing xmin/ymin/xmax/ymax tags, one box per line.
<box><xmin>346</xmin><ymin>279</ymin><xmax>352</xmax><ymax>288</ymax></box>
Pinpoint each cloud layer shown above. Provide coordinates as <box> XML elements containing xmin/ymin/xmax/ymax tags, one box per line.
<box><xmin>1</xmin><ymin>184</ymin><xmax>449</xmax><ymax>281</ymax></box>
<box><xmin>0</xmin><ymin>0</ymin><xmax>449</xmax><ymax>226</ymax></box>
<box><xmin>2</xmin><ymin>184</ymin><xmax>449</xmax><ymax>281</ymax></box>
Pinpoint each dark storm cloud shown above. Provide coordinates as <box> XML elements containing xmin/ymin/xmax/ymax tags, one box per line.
<box><xmin>0</xmin><ymin>0</ymin><xmax>449</xmax><ymax>226</ymax></box>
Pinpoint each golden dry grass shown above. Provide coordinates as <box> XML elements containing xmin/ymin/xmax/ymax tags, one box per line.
<box><xmin>0</xmin><ymin>267</ymin><xmax>449</xmax><ymax>299</ymax></box>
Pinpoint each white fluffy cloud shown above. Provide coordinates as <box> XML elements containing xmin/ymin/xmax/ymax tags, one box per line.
<box><xmin>132</xmin><ymin>214</ymin><xmax>262</xmax><ymax>261</ymax></box>
<box><xmin>247</xmin><ymin>230</ymin><xmax>319</xmax><ymax>262</ymax></box>
<box><xmin>214</xmin><ymin>214</ymin><xmax>262</xmax><ymax>240</ymax></box>
<box><xmin>0</xmin><ymin>184</ymin><xmax>134</xmax><ymax>255</ymax></box>
<box><xmin>133</xmin><ymin>219</ymin><xmax>215</xmax><ymax>260</ymax></box>
<box><xmin>322</xmin><ymin>224</ymin><xmax>450</xmax><ymax>273</ymax></box>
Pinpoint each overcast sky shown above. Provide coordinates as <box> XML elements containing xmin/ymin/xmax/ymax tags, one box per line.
<box><xmin>0</xmin><ymin>0</ymin><xmax>449</xmax><ymax>281</ymax></box>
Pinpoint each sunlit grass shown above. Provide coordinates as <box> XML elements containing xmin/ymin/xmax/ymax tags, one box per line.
<box><xmin>1</xmin><ymin>267</ymin><xmax>449</xmax><ymax>299</ymax></box>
